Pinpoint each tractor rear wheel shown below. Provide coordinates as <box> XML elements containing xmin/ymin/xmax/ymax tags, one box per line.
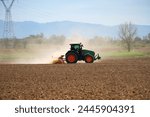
<box><xmin>66</xmin><ymin>52</ymin><xmax>78</xmax><ymax>63</ymax></box>
<box><xmin>85</xmin><ymin>55</ymin><xmax>94</xmax><ymax>63</ymax></box>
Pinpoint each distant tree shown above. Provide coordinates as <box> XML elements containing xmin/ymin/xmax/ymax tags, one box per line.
<box><xmin>13</xmin><ymin>38</ymin><xmax>18</xmax><ymax>48</ymax></box>
<box><xmin>135</xmin><ymin>36</ymin><xmax>141</xmax><ymax>41</ymax></box>
<box><xmin>36</xmin><ymin>33</ymin><xmax>44</xmax><ymax>44</ymax></box>
<box><xmin>48</xmin><ymin>35</ymin><xmax>65</xmax><ymax>45</ymax></box>
<box><xmin>3</xmin><ymin>38</ymin><xmax>9</xmax><ymax>48</ymax></box>
<box><xmin>22</xmin><ymin>39</ymin><xmax>28</xmax><ymax>48</ymax></box>
<box><xmin>118</xmin><ymin>22</ymin><xmax>137</xmax><ymax>52</ymax></box>
<box><xmin>148</xmin><ymin>33</ymin><xmax>150</xmax><ymax>40</ymax></box>
<box><xmin>26</xmin><ymin>33</ymin><xmax>45</xmax><ymax>44</ymax></box>
<box><xmin>143</xmin><ymin>33</ymin><xmax>150</xmax><ymax>43</ymax></box>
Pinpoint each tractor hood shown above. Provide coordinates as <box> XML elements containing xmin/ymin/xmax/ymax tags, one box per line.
<box><xmin>82</xmin><ymin>49</ymin><xmax>95</xmax><ymax>56</ymax></box>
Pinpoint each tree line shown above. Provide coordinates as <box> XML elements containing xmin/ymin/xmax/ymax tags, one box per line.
<box><xmin>0</xmin><ymin>22</ymin><xmax>150</xmax><ymax>51</ymax></box>
<box><xmin>0</xmin><ymin>34</ymin><xmax>66</xmax><ymax>49</ymax></box>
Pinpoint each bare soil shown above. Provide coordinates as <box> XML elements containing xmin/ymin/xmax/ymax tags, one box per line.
<box><xmin>0</xmin><ymin>58</ymin><xmax>150</xmax><ymax>100</ymax></box>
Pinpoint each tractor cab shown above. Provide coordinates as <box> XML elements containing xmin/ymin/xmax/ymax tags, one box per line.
<box><xmin>70</xmin><ymin>43</ymin><xmax>83</xmax><ymax>51</ymax></box>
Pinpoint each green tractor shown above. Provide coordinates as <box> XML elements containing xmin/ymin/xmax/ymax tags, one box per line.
<box><xmin>65</xmin><ymin>43</ymin><xmax>101</xmax><ymax>63</ymax></box>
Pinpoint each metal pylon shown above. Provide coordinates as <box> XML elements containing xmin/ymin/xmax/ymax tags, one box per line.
<box><xmin>1</xmin><ymin>0</ymin><xmax>15</xmax><ymax>39</ymax></box>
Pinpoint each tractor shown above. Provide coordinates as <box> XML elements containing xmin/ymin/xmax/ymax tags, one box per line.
<box><xmin>65</xmin><ymin>43</ymin><xmax>101</xmax><ymax>63</ymax></box>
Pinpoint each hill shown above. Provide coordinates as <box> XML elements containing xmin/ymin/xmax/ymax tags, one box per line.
<box><xmin>0</xmin><ymin>20</ymin><xmax>150</xmax><ymax>38</ymax></box>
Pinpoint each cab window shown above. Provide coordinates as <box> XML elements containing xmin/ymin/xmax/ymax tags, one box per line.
<box><xmin>73</xmin><ymin>45</ymin><xmax>80</xmax><ymax>50</ymax></box>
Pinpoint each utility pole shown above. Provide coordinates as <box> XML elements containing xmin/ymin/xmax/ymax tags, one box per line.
<box><xmin>1</xmin><ymin>0</ymin><xmax>15</xmax><ymax>48</ymax></box>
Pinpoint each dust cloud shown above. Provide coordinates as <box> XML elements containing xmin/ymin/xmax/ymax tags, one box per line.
<box><xmin>0</xmin><ymin>35</ymin><xmax>117</xmax><ymax>64</ymax></box>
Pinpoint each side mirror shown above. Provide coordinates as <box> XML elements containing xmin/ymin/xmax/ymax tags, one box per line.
<box><xmin>80</xmin><ymin>43</ymin><xmax>83</xmax><ymax>47</ymax></box>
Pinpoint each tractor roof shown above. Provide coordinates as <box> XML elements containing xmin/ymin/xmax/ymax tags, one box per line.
<box><xmin>70</xmin><ymin>43</ymin><xmax>81</xmax><ymax>45</ymax></box>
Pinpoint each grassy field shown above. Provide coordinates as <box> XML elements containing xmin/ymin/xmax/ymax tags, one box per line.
<box><xmin>102</xmin><ymin>51</ymin><xmax>150</xmax><ymax>59</ymax></box>
<box><xmin>99</xmin><ymin>42</ymin><xmax>150</xmax><ymax>59</ymax></box>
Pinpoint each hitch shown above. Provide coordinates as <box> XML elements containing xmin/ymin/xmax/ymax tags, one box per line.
<box><xmin>95</xmin><ymin>54</ymin><xmax>101</xmax><ymax>60</ymax></box>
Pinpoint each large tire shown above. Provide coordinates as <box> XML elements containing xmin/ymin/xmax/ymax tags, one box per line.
<box><xmin>85</xmin><ymin>55</ymin><xmax>94</xmax><ymax>63</ymax></box>
<box><xmin>66</xmin><ymin>52</ymin><xmax>78</xmax><ymax>63</ymax></box>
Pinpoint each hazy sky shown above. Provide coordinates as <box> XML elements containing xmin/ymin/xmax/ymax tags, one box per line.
<box><xmin>0</xmin><ymin>0</ymin><xmax>150</xmax><ymax>25</ymax></box>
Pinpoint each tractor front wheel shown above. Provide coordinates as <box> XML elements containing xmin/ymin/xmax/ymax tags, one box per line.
<box><xmin>66</xmin><ymin>52</ymin><xmax>78</xmax><ymax>63</ymax></box>
<box><xmin>85</xmin><ymin>55</ymin><xmax>94</xmax><ymax>63</ymax></box>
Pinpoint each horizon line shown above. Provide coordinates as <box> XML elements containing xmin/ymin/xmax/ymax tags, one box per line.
<box><xmin>0</xmin><ymin>19</ymin><xmax>150</xmax><ymax>26</ymax></box>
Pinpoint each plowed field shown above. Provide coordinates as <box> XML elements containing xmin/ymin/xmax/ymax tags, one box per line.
<box><xmin>0</xmin><ymin>58</ymin><xmax>150</xmax><ymax>100</ymax></box>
